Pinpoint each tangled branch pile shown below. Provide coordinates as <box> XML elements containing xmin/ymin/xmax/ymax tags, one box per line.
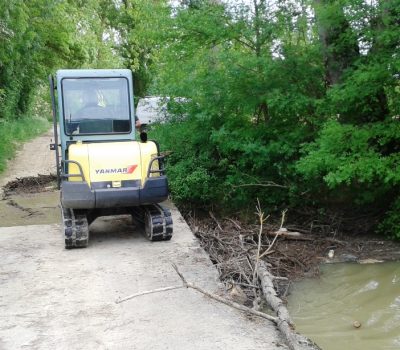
<box><xmin>186</xmin><ymin>208</ymin><xmax>336</xmax><ymax>304</ymax></box>
<box><xmin>186</xmin><ymin>205</ymin><xmax>326</xmax><ymax>350</ymax></box>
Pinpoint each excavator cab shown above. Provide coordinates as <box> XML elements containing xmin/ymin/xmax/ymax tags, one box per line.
<box><xmin>49</xmin><ymin>69</ymin><xmax>173</xmax><ymax>248</ymax></box>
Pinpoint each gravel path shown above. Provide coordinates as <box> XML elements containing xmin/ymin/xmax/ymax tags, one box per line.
<box><xmin>0</xmin><ymin>130</ymin><xmax>55</xmax><ymax>189</ymax></box>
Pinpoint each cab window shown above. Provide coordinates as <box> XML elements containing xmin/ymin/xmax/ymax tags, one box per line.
<box><xmin>62</xmin><ymin>77</ymin><xmax>131</xmax><ymax>135</ymax></box>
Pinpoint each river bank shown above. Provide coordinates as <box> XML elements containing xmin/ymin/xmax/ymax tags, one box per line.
<box><xmin>183</xmin><ymin>210</ymin><xmax>400</xmax><ymax>349</ymax></box>
<box><xmin>183</xmin><ymin>211</ymin><xmax>400</xmax><ymax>302</ymax></box>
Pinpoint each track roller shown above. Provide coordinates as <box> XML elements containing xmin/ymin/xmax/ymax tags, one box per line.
<box><xmin>132</xmin><ymin>204</ymin><xmax>173</xmax><ymax>241</ymax></box>
<box><xmin>62</xmin><ymin>207</ymin><xmax>89</xmax><ymax>249</ymax></box>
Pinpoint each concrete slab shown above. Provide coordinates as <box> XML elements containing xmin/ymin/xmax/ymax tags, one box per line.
<box><xmin>0</xmin><ymin>208</ymin><xmax>285</xmax><ymax>350</ymax></box>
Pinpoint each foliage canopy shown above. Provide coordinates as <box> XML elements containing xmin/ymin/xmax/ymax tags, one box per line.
<box><xmin>147</xmin><ymin>0</ymin><xmax>400</xmax><ymax>237</ymax></box>
<box><xmin>1</xmin><ymin>0</ymin><xmax>399</xmax><ymax>237</ymax></box>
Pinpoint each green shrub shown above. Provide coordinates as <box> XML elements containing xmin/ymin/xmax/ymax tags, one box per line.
<box><xmin>297</xmin><ymin>119</ymin><xmax>400</xmax><ymax>202</ymax></box>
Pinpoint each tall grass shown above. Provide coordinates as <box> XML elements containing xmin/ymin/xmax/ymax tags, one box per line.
<box><xmin>0</xmin><ymin>116</ymin><xmax>50</xmax><ymax>173</ymax></box>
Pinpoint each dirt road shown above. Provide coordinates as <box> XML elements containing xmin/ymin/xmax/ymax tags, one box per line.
<box><xmin>0</xmin><ymin>131</ymin><xmax>285</xmax><ymax>349</ymax></box>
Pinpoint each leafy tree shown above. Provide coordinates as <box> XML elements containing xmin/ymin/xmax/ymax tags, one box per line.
<box><xmin>106</xmin><ymin>0</ymin><xmax>170</xmax><ymax>98</ymax></box>
<box><xmin>0</xmin><ymin>0</ymin><xmax>122</xmax><ymax>121</ymax></box>
<box><xmin>147</xmin><ymin>0</ymin><xmax>400</xmax><ymax>236</ymax></box>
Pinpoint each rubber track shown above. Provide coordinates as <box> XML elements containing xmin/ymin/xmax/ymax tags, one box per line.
<box><xmin>62</xmin><ymin>207</ymin><xmax>89</xmax><ymax>248</ymax></box>
<box><xmin>132</xmin><ymin>204</ymin><xmax>173</xmax><ymax>241</ymax></box>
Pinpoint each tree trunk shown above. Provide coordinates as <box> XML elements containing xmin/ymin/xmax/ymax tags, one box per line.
<box><xmin>313</xmin><ymin>0</ymin><xmax>359</xmax><ymax>86</ymax></box>
<box><xmin>363</xmin><ymin>0</ymin><xmax>395</xmax><ymax>121</ymax></box>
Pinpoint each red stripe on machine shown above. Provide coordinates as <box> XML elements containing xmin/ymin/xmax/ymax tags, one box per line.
<box><xmin>127</xmin><ymin>165</ymin><xmax>138</xmax><ymax>174</ymax></box>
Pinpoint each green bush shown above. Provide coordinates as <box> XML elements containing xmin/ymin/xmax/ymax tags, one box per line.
<box><xmin>148</xmin><ymin>111</ymin><xmax>300</xmax><ymax>213</ymax></box>
<box><xmin>146</xmin><ymin>0</ymin><xmax>400</xmax><ymax>237</ymax></box>
<box><xmin>149</xmin><ymin>117</ymin><xmax>221</xmax><ymax>207</ymax></box>
<box><xmin>297</xmin><ymin>119</ymin><xmax>400</xmax><ymax>203</ymax></box>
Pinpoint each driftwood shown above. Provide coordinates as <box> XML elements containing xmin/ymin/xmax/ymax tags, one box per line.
<box><xmin>172</xmin><ymin>263</ymin><xmax>277</xmax><ymax>323</ymax></box>
<box><xmin>265</xmin><ymin>229</ymin><xmax>314</xmax><ymax>241</ymax></box>
<box><xmin>257</xmin><ymin>261</ymin><xmax>321</xmax><ymax>350</ymax></box>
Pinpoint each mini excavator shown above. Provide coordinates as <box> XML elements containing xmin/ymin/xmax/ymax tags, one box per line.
<box><xmin>49</xmin><ymin>69</ymin><xmax>172</xmax><ymax>248</ymax></box>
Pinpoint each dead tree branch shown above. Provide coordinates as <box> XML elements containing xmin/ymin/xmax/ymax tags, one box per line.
<box><xmin>171</xmin><ymin>263</ymin><xmax>277</xmax><ymax>323</ymax></box>
<box><xmin>232</xmin><ymin>182</ymin><xmax>288</xmax><ymax>189</ymax></box>
<box><xmin>116</xmin><ymin>285</ymin><xmax>183</xmax><ymax>304</ymax></box>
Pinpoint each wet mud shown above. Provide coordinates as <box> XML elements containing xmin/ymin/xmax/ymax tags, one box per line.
<box><xmin>1</xmin><ymin>175</ymin><xmax>60</xmax><ymax>227</ymax></box>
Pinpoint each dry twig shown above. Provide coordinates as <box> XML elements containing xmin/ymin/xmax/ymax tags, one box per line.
<box><xmin>209</xmin><ymin>211</ymin><xmax>223</xmax><ymax>231</ymax></box>
<box><xmin>116</xmin><ymin>285</ymin><xmax>183</xmax><ymax>304</ymax></box>
<box><xmin>171</xmin><ymin>263</ymin><xmax>277</xmax><ymax>323</ymax></box>
<box><xmin>231</xmin><ymin>182</ymin><xmax>288</xmax><ymax>189</ymax></box>
<box><xmin>252</xmin><ymin>199</ymin><xmax>269</xmax><ymax>284</ymax></box>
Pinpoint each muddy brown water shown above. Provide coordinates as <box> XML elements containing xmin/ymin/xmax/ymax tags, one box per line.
<box><xmin>288</xmin><ymin>262</ymin><xmax>400</xmax><ymax>350</ymax></box>
<box><xmin>0</xmin><ymin>191</ymin><xmax>60</xmax><ymax>226</ymax></box>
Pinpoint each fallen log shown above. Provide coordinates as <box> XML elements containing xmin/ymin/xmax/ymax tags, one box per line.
<box><xmin>257</xmin><ymin>261</ymin><xmax>322</xmax><ymax>350</ymax></box>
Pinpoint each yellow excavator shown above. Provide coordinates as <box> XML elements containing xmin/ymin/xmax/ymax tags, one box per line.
<box><xmin>49</xmin><ymin>69</ymin><xmax>173</xmax><ymax>248</ymax></box>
